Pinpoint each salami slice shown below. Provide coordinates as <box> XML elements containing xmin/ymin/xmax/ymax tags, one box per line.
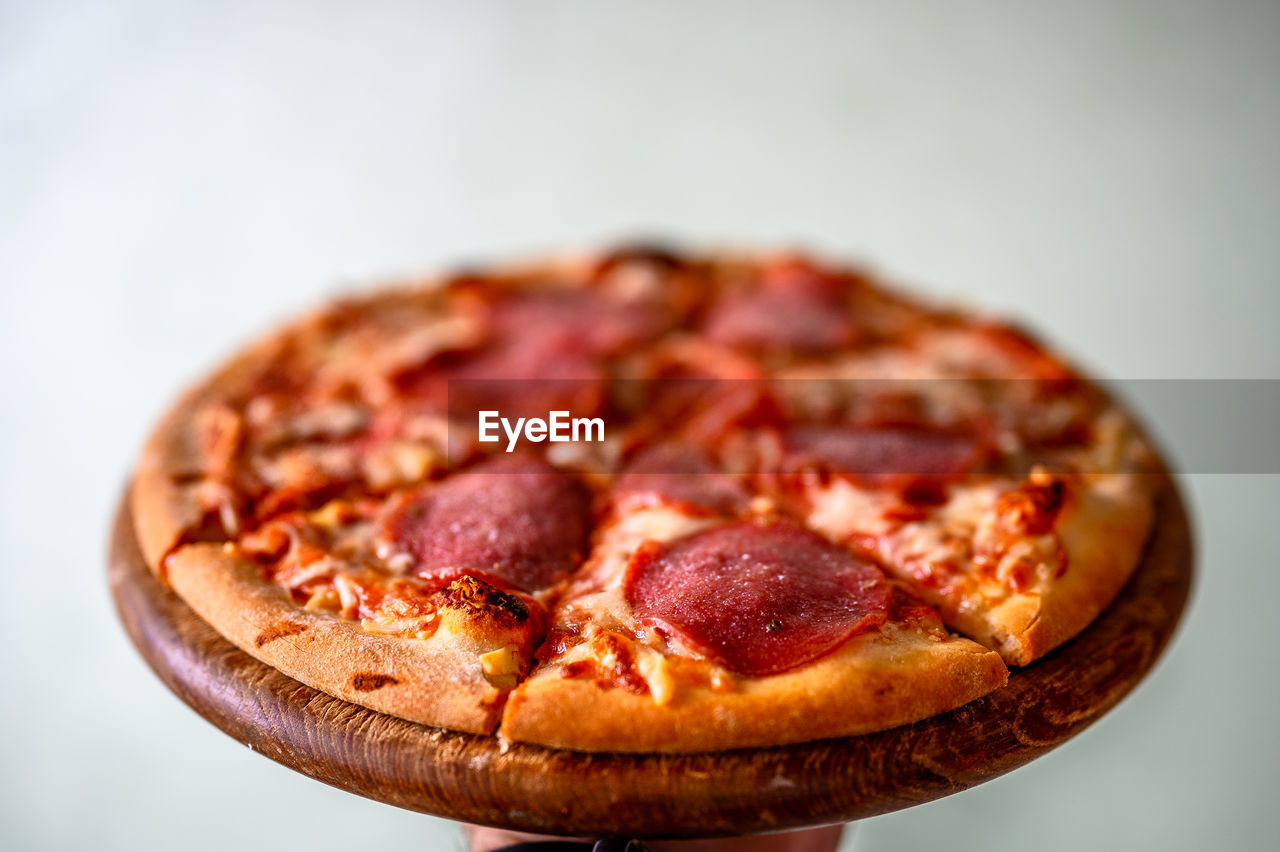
<box><xmin>381</xmin><ymin>455</ymin><xmax>591</xmax><ymax>592</ymax></box>
<box><xmin>623</xmin><ymin>521</ymin><xmax>890</xmax><ymax>677</ymax></box>
<box><xmin>610</xmin><ymin>444</ymin><xmax>749</xmax><ymax>515</ymax></box>
<box><xmin>489</xmin><ymin>289</ymin><xmax>669</xmax><ymax>357</ymax></box>
<box><xmin>704</xmin><ymin>291</ymin><xmax>856</xmax><ymax>352</ymax></box>
<box><xmin>397</xmin><ymin>287</ymin><xmax>666</xmax><ymax>420</ymax></box>
<box><xmin>783</xmin><ymin>424</ymin><xmax>983</xmax><ymax>480</ymax></box>
<box><xmin>702</xmin><ymin>258</ymin><xmax>858</xmax><ymax>352</ymax></box>
<box><xmin>396</xmin><ymin>334</ymin><xmax>605</xmax><ymax>426</ymax></box>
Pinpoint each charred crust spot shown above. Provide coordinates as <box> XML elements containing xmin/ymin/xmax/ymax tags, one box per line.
<box><xmin>254</xmin><ymin>621</ymin><xmax>307</xmax><ymax>647</ymax></box>
<box><xmin>439</xmin><ymin>575</ymin><xmax>530</xmax><ymax>627</ymax></box>
<box><xmin>350</xmin><ymin>673</ymin><xmax>399</xmax><ymax>692</ymax></box>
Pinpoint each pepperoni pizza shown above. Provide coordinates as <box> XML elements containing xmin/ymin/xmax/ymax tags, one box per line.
<box><xmin>130</xmin><ymin>248</ymin><xmax>1158</xmax><ymax>753</ymax></box>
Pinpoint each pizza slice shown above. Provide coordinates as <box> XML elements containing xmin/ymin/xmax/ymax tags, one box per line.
<box><xmin>157</xmin><ymin>452</ymin><xmax>602</xmax><ymax>733</ymax></box>
<box><xmin>498</xmin><ymin>448</ymin><xmax>1008</xmax><ymax>753</ymax></box>
<box><xmin>162</xmin><ymin>541</ymin><xmax>541</xmax><ymax>733</ymax></box>
<box><xmin>794</xmin><ymin>418</ymin><xmax>1157</xmax><ymax>666</ymax></box>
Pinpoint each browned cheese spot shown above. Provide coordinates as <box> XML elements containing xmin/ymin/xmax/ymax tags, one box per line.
<box><xmin>439</xmin><ymin>575</ymin><xmax>530</xmax><ymax>628</ymax></box>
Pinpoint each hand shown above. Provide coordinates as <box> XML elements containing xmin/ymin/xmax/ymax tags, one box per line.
<box><xmin>464</xmin><ymin>823</ymin><xmax>844</xmax><ymax>851</ymax></box>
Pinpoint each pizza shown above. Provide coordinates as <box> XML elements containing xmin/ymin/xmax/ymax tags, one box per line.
<box><xmin>129</xmin><ymin>246</ymin><xmax>1159</xmax><ymax>753</ymax></box>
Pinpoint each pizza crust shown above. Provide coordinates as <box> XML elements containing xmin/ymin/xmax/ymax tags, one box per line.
<box><xmin>131</xmin><ymin>329</ymin><xmax>295</xmax><ymax>570</ymax></box>
<box><xmin>131</xmin><ymin>402</ymin><xmax>209</xmax><ymax>573</ymax></box>
<box><xmin>983</xmin><ymin>473</ymin><xmax>1157</xmax><ymax>665</ymax></box>
<box><xmin>499</xmin><ymin>627</ymin><xmax>1007</xmax><ymax>753</ymax></box>
<box><xmin>162</xmin><ymin>542</ymin><xmax>527</xmax><ymax>734</ymax></box>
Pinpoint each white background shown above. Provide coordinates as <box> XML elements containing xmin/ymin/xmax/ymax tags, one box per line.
<box><xmin>3</xmin><ymin>1</ymin><xmax>1277</xmax><ymax>849</ymax></box>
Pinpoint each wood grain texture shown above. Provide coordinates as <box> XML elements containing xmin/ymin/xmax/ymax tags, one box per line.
<box><xmin>108</xmin><ymin>478</ymin><xmax>1192</xmax><ymax>838</ymax></box>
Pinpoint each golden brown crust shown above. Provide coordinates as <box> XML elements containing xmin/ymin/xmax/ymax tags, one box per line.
<box><xmin>131</xmin><ymin>396</ymin><xmax>209</xmax><ymax>572</ymax></box>
<box><xmin>806</xmin><ymin>464</ymin><xmax>1158</xmax><ymax>669</ymax></box>
<box><xmin>130</xmin><ymin>329</ymin><xmax>293</xmax><ymax>569</ymax></box>
<box><xmin>162</xmin><ymin>542</ymin><xmax>523</xmax><ymax>733</ymax></box>
<box><xmin>986</xmin><ymin>473</ymin><xmax>1158</xmax><ymax>665</ymax></box>
<box><xmin>921</xmin><ymin>473</ymin><xmax>1157</xmax><ymax>666</ymax></box>
<box><xmin>500</xmin><ymin>628</ymin><xmax>1007</xmax><ymax>753</ymax></box>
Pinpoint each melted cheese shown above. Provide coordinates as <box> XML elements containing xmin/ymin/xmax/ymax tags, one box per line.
<box><xmin>572</xmin><ymin>505</ymin><xmax>712</xmax><ymax>594</ymax></box>
<box><xmin>806</xmin><ymin>479</ymin><xmax>893</xmax><ymax>540</ymax></box>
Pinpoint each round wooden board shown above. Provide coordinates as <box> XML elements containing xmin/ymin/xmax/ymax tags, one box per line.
<box><xmin>109</xmin><ymin>478</ymin><xmax>1192</xmax><ymax>839</ymax></box>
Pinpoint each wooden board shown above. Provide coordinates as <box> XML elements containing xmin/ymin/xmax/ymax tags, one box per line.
<box><xmin>108</xmin><ymin>478</ymin><xmax>1192</xmax><ymax>839</ymax></box>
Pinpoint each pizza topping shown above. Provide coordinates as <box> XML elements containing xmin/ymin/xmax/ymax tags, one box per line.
<box><xmin>634</xmin><ymin>649</ymin><xmax>676</xmax><ymax>705</ymax></box>
<box><xmin>973</xmin><ymin>473</ymin><xmax>1070</xmax><ymax>591</ymax></box>
<box><xmin>303</xmin><ymin>587</ymin><xmax>341</xmax><ymax>611</ymax></box>
<box><xmin>392</xmin><ymin>292</ymin><xmax>622</xmax><ymax>420</ymax></box>
<box><xmin>327</xmin><ymin>308</ymin><xmax>483</xmax><ymax>393</ymax></box>
<box><xmin>559</xmin><ymin>631</ymin><xmax>650</xmax><ymax>695</ymax></box>
<box><xmin>566</xmin><ymin>506</ymin><xmax>713</xmax><ymax>597</ymax></box>
<box><xmin>489</xmin><ymin>289</ymin><xmax>669</xmax><ymax>358</ymax></box>
<box><xmin>251</xmin><ymin>445</ymin><xmax>359</xmax><ymax>518</ymax></box>
<box><xmin>396</xmin><ymin>341</ymin><xmax>606</xmax><ymax>424</ymax></box>
<box><xmin>362</xmin><ymin>440</ymin><xmax>441</xmax><ymax>491</ymax></box>
<box><xmin>195</xmin><ymin>404</ymin><xmax>244</xmax><ymax>477</ymax></box>
<box><xmin>534</xmin><ymin>624</ymin><xmax>586</xmax><ymax>664</ymax></box>
<box><xmin>239</xmin><ymin>521</ymin><xmax>293</xmax><ymax>563</ymax></box>
<box><xmin>702</xmin><ymin>258</ymin><xmax>858</xmax><ymax>353</ymax></box>
<box><xmin>397</xmin><ymin>286</ymin><xmax>668</xmax><ymax>419</ymax></box>
<box><xmin>333</xmin><ymin>573</ymin><xmax>540</xmax><ymax>640</ymax></box>
<box><xmin>994</xmin><ymin>469</ymin><xmax>1067</xmax><ymax>536</ymax></box>
<box><xmin>623</xmin><ymin>521</ymin><xmax>891</xmax><ymax>677</ymax></box>
<box><xmin>274</xmin><ymin>400</ymin><xmax>370</xmax><ymax>445</ymax></box>
<box><xmin>479</xmin><ymin>644</ymin><xmax>524</xmax><ymax>689</ymax></box>
<box><xmin>974</xmin><ymin>322</ymin><xmax>1078</xmax><ymax>383</ymax></box>
<box><xmin>808</xmin><ymin>471</ymin><xmax>1070</xmax><ymax>603</ymax></box>
<box><xmin>333</xmin><ymin>572</ymin><xmax>421</xmax><ymax>616</ymax></box>
<box><xmin>437</xmin><ymin>575</ymin><xmax>532</xmax><ymax>627</ymax></box>
<box><xmin>703</xmin><ymin>290</ymin><xmax>856</xmax><ymax>353</ymax></box>
<box><xmin>610</xmin><ymin>444</ymin><xmax>749</xmax><ymax>515</ymax></box>
<box><xmin>479</xmin><ymin>645</ymin><xmax>521</xmax><ymax>677</ymax></box>
<box><xmin>782</xmin><ymin>424</ymin><xmax>984</xmax><ymax>483</ymax></box>
<box><xmin>673</xmin><ymin>381</ymin><xmax>782</xmax><ymax>448</ymax></box>
<box><xmin>380</xmin><ymin>455</ymin><xmax>591</xmax><ymax>592</ymax></box>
